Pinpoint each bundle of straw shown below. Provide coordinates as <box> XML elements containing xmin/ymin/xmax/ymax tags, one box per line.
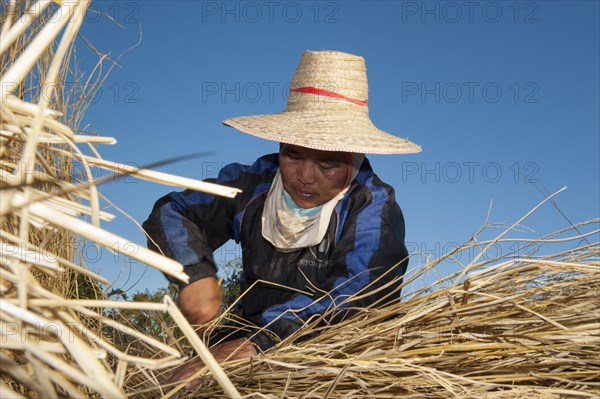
<box><xmin>1</xmin><ymin>1</ymin><xmax>241</xmax><ymax>397</ymax></box>
<box><xmin>172</xmin><ymin>218</ymin><xmax>599</xmax><ymax>398</ymax></box>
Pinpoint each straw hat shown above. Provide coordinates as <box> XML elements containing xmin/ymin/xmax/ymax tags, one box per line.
<box><xmin>223</xmin><ymin>50</ymin><xmax>421</xmax><ymax>155</ymax></box>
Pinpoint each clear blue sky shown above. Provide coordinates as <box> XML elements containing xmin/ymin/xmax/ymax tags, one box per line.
<box><xmin>74</xmin><ymin>1</ymin><xmax>599</xmax><ymax>294</ymax></box>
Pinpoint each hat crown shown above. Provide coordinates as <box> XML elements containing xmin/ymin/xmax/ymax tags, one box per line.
<box><xmin>286</xmin><ymin>50</ymin><xmax>369</xmax><ymax>114</ymax></box>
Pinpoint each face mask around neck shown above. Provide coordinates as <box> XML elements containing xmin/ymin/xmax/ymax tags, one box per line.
<box><xmin>283</xmin><ymin>189</ymin><xmax>322</xmax><ymax>217</ymax></box>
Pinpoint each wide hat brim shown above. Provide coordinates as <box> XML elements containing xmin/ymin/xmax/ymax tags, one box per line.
<box><xmin>223</xmin><ymin>50</ymin><xmax>421</xmax><ymax>155</ymax></box>
<box><xmin>223</xmin><ymin>111</ymin><xmax>421</xmax><ymax>155</ymax></box>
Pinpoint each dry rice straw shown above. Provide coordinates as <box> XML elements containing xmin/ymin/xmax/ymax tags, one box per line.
<box><xmin>2</xmin><ymin>1</ymin><xmax>598</xmax><ymax>398</ymax></box>
<box><xmin>1</xmin><ymin>2</ymin><xmax>243</xmax><ymax>395</ymax></box>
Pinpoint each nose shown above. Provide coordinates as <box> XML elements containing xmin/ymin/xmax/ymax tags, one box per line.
<box><xmin>297</xmin><ymin>161</ymin><xmax>316</xmax><ymax>185</ymax></box>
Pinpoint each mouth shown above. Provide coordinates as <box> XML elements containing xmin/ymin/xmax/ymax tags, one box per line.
<box><xmin>291</xmin><ymin>187</ymin><xmax>317</xmax><ymax>205</ymax></box>
<box><xmin>295</xmin><ymin>189</ymin><xmax>315</xmax><ymax>200</ymax></box>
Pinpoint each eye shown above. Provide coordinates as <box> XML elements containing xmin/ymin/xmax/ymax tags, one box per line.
<box><xmin>282</xmin><ymin>148</ymin><xmax>301</xmax><ymax>159</ymax></box>
<box><xmin>318</xmin><ymin>161</ymin><xmax>340</xmax><ymax>171</ymax></box>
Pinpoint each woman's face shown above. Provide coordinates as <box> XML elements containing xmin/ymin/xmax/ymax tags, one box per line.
<box><xmin>279</xmin><ymin>144</ymin><xmax>350</xmax><ymax>209</ymax></box>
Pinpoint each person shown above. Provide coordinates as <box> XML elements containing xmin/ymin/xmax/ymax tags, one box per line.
<box><xmin>142</xmin><ymin>50</ymin><xmax>421</xmax><ymax>388</ymax></box>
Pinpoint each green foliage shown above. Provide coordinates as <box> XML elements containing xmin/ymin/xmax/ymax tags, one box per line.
<box><xmin>74</xmin><ymin>271</ymin><xmax>103</xmax><ymax>300</ymax></box>
<box><xmin>102</xmin><ymin>285</ymin><xmax>180</xmax><ymax>356</ymax></box>
<box><xmin>221</xmin><ymin>257</ymin><xmax>243</xmax><ymax>311</ymax></box>
<box><xmin>122</xmin><ymin>286</ymin><xmax>179</xmax><ymax>340</ymax></box>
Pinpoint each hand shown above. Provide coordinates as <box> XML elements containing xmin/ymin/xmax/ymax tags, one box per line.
<box><xmin>167</xmin><ymin>357</ymin><xmax>205</xmax><ymax>392</ymax></box>
<box><xmin>178</xmin><ymin>277</ymin><xmax>222</xmax><ymax>329</ymax></box>
<box><xmin>209</xmin><ymin>337</ymin><xmax>258</xmax><ymax>363</ymax></box>
<box><xmin>166</xmin><ymin>338</ymin><xmax>257</xmax><ymax>391</ymax></box>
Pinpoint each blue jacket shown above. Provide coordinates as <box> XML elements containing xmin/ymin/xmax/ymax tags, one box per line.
<box><xmin>143</xmin><ymin>153</ymin><xmax>409</xmax><ymax>350</ymax></box>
